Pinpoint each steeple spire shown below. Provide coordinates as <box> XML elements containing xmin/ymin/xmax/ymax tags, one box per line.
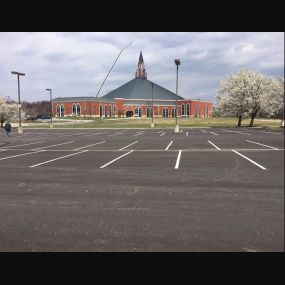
<box><xmin>135</xmin><ymin>51</ymin><xmax>147</xmax><ymax>78</ymax></box>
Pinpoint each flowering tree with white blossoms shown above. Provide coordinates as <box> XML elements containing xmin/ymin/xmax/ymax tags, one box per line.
<box><xmin>0</xmin><ymin>96</ymin><xmax>19</xmax><ymax>127</ymax></box>
<box><xmin>260</xmin><ymin>77</ymin><xmax>284</xmax><ymax>125</ymax></box>
<box><xmin>217</xmin><ymin>69</ymin><xmax>283</xmax><ymax>127</ymax></box>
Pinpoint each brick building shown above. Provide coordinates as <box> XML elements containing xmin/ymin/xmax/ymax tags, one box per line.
<box><xmin>52</xmin><ymin>52</ymin><xmax>212</xmax><ymax>118</ymax></box>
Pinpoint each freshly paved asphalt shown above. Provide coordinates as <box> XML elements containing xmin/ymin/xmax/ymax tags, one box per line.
<box><xmin>0</xmin><ymin>127</ymin><xmax>284</xmax><ymax>251</ymax></box>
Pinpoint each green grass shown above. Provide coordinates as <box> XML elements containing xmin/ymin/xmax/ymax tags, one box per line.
<box><xmin>25</xmin><ymin>117</ymin><xmax>284</xmax><ymax>129</ymax></box>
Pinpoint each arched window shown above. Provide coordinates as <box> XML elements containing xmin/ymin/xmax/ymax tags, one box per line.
<box><xmin>104</xmin><ymin>105</ymin><xmax>107</xmax><ymax>117</ymax></box>
<box><xmin>134</xmin><ymin>108</ymin><xmax>138</xmax><ymax>116</ymax></box>
<box><xmin>181</xmin><ymin>104</ymin><xmax>185</xmax><ymax>116</ymax></box>
<box><xmin>109</xmin><ymin>105</ymin><xmax>112</xmax><ymax>117</ymax></box>
<box><xmin>99</xmin><ymin>105</ymin><xmax>103</xmax><ymax>117</ymax></box>
<box><xmin>57</xmin><ymin>105</ymin><xmax>60</xmax><ymax>117</ymax></box>
<box><xmin>72</xmin><ymin>104</ymin><xmax>76</xmax><ymax>115</ymax></box>
<box><xmin>172</xmin><ymin>108</ymin><xmax>176</xmax><ymax>118</ymax></box>
<box><xmin>186</xmin><ymin>104</ymin><xmax>190</xmax><ymax>117</ymax></box>
<box><xmin>60</xmin><ymin>105</ymin><xmax>64</xmax><ymax>117</ymax></box>
<box><xmin>113</xmin><ymin>105</ymin><xmax>116</xmax><ymax>116</ymax></box>
<box><xmin>76</xmin><ymin>104</ymin><xmax>80</xmax><ymax>116</ymax></box>
<box><xmin>138</xmin><ymin>107</ymin><xmax>142</xmax><ymax>117</ymax></box>
<box><xmin>163</xmin><ymin>108</ymin><xmax>169</xmax><ymax>118</ymax></box>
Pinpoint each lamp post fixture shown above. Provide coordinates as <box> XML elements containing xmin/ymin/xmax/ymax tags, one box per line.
<box><xmin>11</xmin><ymin>71</ymin><xmax>25</xmax><ymax>134</ymax></box>
<box><xmin>174</xmin><ymin>59</ymin><xmax>181</xmax><ymax>133</ymax></box>
<box><xmin>151</xmin><ymin>82</ymin><xmax>154</xmax><ymax>128</ymax></box>
<box><xmin>46</xmin><ymin>89</ymin><xmax>53</xmax><ymax>127</ymax></box>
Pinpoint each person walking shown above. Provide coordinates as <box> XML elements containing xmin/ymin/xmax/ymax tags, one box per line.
<box><xmin>4</xmin><ymin>122</ymin><xmax>12</xmax><ymax>137</ymax></box>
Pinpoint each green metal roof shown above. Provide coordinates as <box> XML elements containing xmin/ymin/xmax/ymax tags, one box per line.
<box><xmin>102</xmin><ymin>77</ymin><xmax>185</xmax><ymax>101</ymax></box>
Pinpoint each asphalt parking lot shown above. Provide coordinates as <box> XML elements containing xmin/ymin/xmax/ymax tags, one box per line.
<box><xmin>0</xmin><ymin>127</ymin><xmax>284</xmax><ymax>251</ymax></box>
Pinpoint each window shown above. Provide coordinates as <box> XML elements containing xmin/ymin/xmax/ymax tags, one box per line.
<box><xmin>77</xmin><ymin>104</ymin><xmax>80</xmax><ymax>116</ymax></box>
<box><xmin>147</xmin><ymin>108</ymin><xmax>153</xmax><ymax>118</ymax></box>
<box><xmin>172</xmin><ymin>108</ymin><xmax>176</xmax><ymax>118</ymax></box>
<box><xmin>113</xmin><ymin>105</ymin><xmax>116</xmax><ymax>116</ymax></box>
<box><xmin>104</xmin><ymin>105</ymin><xmax>107</xmax><ymax>117</ymax></box>
<box><xmin>109</xmin><ymin>105</ymin><xmax>112</xmax><ymax>117</ymax></box>
<box><xmin>57</xmin><ymin>105</ymin><xmax>60</xmax><ymax>117</ymax></box>
<box><xmin>186</xmin><ymin>104</ymin><xmax>190</xmax><ymax>117</ymax></box>
<box><xmin>100</xmin><ymin>105</ymin><xmax>103</xmax><ymax>117</ymax></box>
<box><xmin>72</xmin><ymin>104</ymin><xmax>76</xmax><ymax>115</ymax></box>
<box><xmin>134</xmin><ymin>107</ymin><xmax>142</xmax><ymax>117</ymax></box>
<box><xmin>162</xmin><ymin>108</ymin><xmax>169</xmax><ymax>118</ymax></box>
<box><xmin>181</xmin><ymin>104</ymin><xmax>185</xmax><ymax>116</ymax></box>
<box><xmin>60</xmin><ymin>105</ymin><xmax>64</xmax><ymax>117</ymax></box>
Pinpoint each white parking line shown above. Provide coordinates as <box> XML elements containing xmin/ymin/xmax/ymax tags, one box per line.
<box><xmin>2</xmin><ymin>141</ymin><xmax>46</xmax><ymax>148</ymax></box>
<box><xmin>160</xmin><ymin>132</ymin><xmax>166</xmax><ymax>136</ymax></box>
<box><xmin>133</xmin><ymin>132</ymin><xmax>144</xmax><ymax>137</ymax></box>
<box><xmin>100</xmin><ymin>150</ymin><xmax>134</xmax><ymax>169</ymax></box>
<box><xmin>232</xmin><ymin>150</ymin><xmax>266</xmax><ymax>170</ymax></box>
<box><xmin>32</xmin><ymin>141</ymin><xmax>75</xmax><ymax>150</ymax></box>
<box><xmin>258</xmin><ymin>131</ymin><xmax>281</xmax><ymax>135</ymax></box>
<box><xmin>208</xmin><ymin>140</ymin><xmax>221</xmax><ymax>150</ymax></box>
<box><xmin>245</xmin><ymin>140</ymin><xmax>279</xmax><ymax>150</ymax></box>
<box><xmin>30</xmin><ymin>150</ymin><xmax>88</xmax><ymax>168</ymax></box>
<box><xmin>222</xmin><ymin>130</ymin><xmax>251</xmax><ymax>135</ymax></box>
<box><xmin>109</xmin><ymin>132</ymin><xmax>124</xmax><ymax>137</ymax></box>
<box><xmin>186</xmin><ymin>132</ymin><xmax>188</xmax><ymax>136</ymax></box>
<box><xmin>175</xmin><ymin>150</ymin><xmax>182</xmax><ymax>169</ymax></box>
<box><xmin>157</xmin><ymin>131</ymin><xmax>162</xmax><ymax>133</ymax></box>
<box><xmin>0</xmin><ymin>150</ymin><xmax>45</xmax><ymax>161</ymax></box>
<box><xmin>210</xmin><ymin>132</ymin><xmax>219</xmax><ymax>136</ymax></box>
<box><xmin>165</xmin><ymin>140</ymin><xmax>173</xmax><ymax>150</ymax></box>
<box><xmin>180</xmin><ymin>130</ymin><xmax>183</xmax><ymax>133</ymax></box>
<box><xmin>201</xmin><ymin>130</ymin><xmax>207</xmax><ymax>133</ymax></box>
<box><xmin>119</xmin><ymin>141</ymin><xmax>138</xmax><ymax>151</ymax></box>
<box><xmin>73</xmin><ymin>141</ymin><xmax>106</xmax><ymax>151</ymax></box>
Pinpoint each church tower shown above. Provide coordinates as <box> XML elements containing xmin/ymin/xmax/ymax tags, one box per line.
<box><xmin>135</xmin><ymin>51</ymin><xmax>147</xmax><ymax>78</ymax></box>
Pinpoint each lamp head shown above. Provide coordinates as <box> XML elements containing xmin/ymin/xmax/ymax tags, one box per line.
<box><xmin>174</xmin><ymin>59</ymin><xmax>181</xmax><ymax>66</ymax></box>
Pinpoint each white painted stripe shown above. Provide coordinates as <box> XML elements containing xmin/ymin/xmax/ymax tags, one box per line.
<box><xmin>119</xmin><ymin>141</ymin><xmax>138</xmax><ymax>151</ymax></box>
<box><xmin>73</xmin><ymin>141</ymin><xmax>106</xmax><ymax>151</ymax></box>
<box><xmin>30</xmin><ymin>150</ymin><xmax>88</xmax><ymax>168</ymax></box>
<box><xmin>208</xmin><ymin>140</ymin><xmax>221</xmax><ymax>150</ymax></box>
<box><xmin>160</xmin><ymin>132</ymin><xmax>166</xmax><ymax>136</ymax></box>
<box><xmin>222</xmin><ymin>129</ymin><xmax>251</xmax><ymax>135</ymax></box>
<box><xmin>180</xmin><ymin>130</ymin><xmax>183</xmax><ymax>133</ymax></box>
<box><xmin>259</xmin><ymin>131</ymin><xmax>281</xmax><ymax>134</ymax></box>
<box><xmin>210</xmin><ymin>132</ymin><xmax>219</xmax><ymax>136</ymax></box>
<box><xmin>100</xmin><ymin>150</ymin><xmax>134</xmax><ymax>169</ymax></box>
<box><xmin>186</xmin><ymin>132</ymin><xmax>188</xmax><ymax>136</ymax></box>
<box><xmin>201</xmin><ymin>130</ymin><xmax>207</xmax><ymax>133</ymax></box>
<box><xmin>3</xmin><ymin>141</ymin><xmax>46</xmax><ymax>148</ymax></box>
<box><xmin>109</xmin><ymin>132</ymin><xmax>123</xmax><ymax>137</ymax></box>
<box><xmin>175</xmin><ymin>150</ymin><xmax>182</xmax><ymax>169</ymax></box>
<box><xmin>32</xmin><ymin>141</ymin><xmax>75</xmax><ymax>150</ymax></box>
<box><xmin>133</xmin><ymin>132</ymin><xmax>144</xmax><ymax>137</ymax></box>
<box><xmin>0</xmin><ymin>150</ymin><xmax>45</xmax><ymax>161</ymax></box>
<box><xmin>245</xmin><ymin>140</ymin><xmax>279</xmax><ymax>150</ymax></box>
<box><xmin>157</xmin><ymin>131</ymin><xmax>162</xmax><ymax>133</ymax></box>
<box><xmin>232</xmin><ymin>150</ymin><xmax>266</xmax><ymax>170</ymax></box>
<box><xmin>165</xmin><ymin>140</ymin><xmax>173</xmax><ymax>150</ymax></box>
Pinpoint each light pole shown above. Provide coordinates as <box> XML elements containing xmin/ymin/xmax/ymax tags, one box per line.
<box><xmin>174</xmin><ymin>59</ymin><xmax>181</xmax><ymax>133</ymax></box>
<box><xmin>46</xmin><ymin>89</ymin><xmax>53</xmax><ymax>127</ymax></box>
<box><xmin>151</xmin><ymin>82</ymin><xmax>154</xmax><ymax>128</ymax></box>
<box><xmin>11</xmin><ymin>71</ymin><xmax>25</xmax><ymax>134</ymax></box>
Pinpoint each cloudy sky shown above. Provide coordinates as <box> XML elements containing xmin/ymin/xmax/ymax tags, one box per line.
<box><xmin>0</xmin><ymin>32</ymin><xmax>283</xmax><ymax>104</ymax></box>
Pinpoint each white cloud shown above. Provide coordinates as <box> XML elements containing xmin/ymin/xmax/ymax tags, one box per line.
<box><xmin>0</xmin><ymin>32</ymin><xmax>283</xmax><ymax>103</ymax></box>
